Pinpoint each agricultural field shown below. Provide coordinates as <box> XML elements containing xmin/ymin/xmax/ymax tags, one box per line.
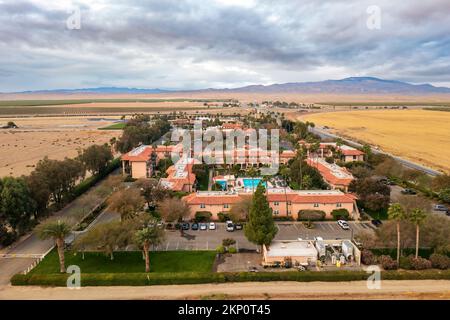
<box><xmin>301</xmin><ymin>109</ymin><xmax>450</xmax><ymax>173</ymax></box>
<box><xmin>0</xmin><ymin>116</ymin><xmax>121</xmax><ymax>177</ymax></box>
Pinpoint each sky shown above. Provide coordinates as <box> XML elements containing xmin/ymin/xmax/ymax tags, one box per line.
<box><xmin>1</xmin><ymin>0</ymin><xmax>450</xmax><ymax>92</ymax></box>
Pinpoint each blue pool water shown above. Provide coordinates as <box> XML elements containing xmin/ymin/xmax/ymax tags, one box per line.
<box><xmin>216</xmin><ymin>180</ymin><xmax>227</xmax><ymax>190</ymax></box>
<box><xmin>242</xmin><ymin>178</ymin><xmax>266</xmax><ymax>188</ymax></box>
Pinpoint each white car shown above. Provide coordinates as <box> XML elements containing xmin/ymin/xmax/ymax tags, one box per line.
<box><xmin>199</xmin><ymin>223</ymin><xmax>207</xmax><ymax>230</ymax></box>
<box><xmin>337</xmin><ymin>220</ymin><xmax>350</xmax><ymax>230</ymax></box>
<box><xmin>209</xmin><ymin>222</ymin><xmax>216</xmax><ymax>230</ymax></box>
<box><xmin>226</xmin><ymin>220</ymin><xmax>234</xmax><ymax>232</ymax></box>
<box><xmin>314</xmin><ymin>236</ymin><xmax>324</xmax><ymax>241</ymax></box>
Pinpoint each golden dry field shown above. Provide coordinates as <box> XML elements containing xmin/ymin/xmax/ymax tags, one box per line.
<box><xmin>301</xmin><ymin>109</ymin><xmax>450</xmax><ymax>173</ymax></box>
<box><xmin>0</xmin><ymin>117</ymin><xmax>122</xmax><ymax>177</ymax></box>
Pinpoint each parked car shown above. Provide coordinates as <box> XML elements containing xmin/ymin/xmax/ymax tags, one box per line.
<box><xmin>175</xmin><ymin>223</ymin><xmax>181</xmax><ymax>230</ymax></box>
<box><xmin>226</xmin><ymin>220</ymin><xmax>234</xmax><ymax>232</ymax></box>
<box><xmin>156</xmin><ymin>221</ymin><xmax>164</xmax><ymax>228</ymax></box>
<box><xmin>434</xmin><ymin>204</ymin><xmax>448</xmax><ymax>211</ymax></box>
<box><xmin>248</xmin><ymin>266</ymin><xmax>259</xmax><ymax>273</ymax></box>
<box><xmin>199</xmin><ymin>223</ymin><xmax>207</xmax><ymax>230</ymax></box>
<box><xmin>337</xmin><ymin>220</ymin><xmax>350</xmax><ymax>230</ymax></box>
<box><xmin>235</xmin><ymin>223</ymin><xmax>243</xmax><ymax>230</ymax></box>
<box><xmin>209</xmin><ymin>222</ymin><xmax>216</xmax><ymax>230</ymax></box>
<box><xmin>314</xmin><ymin>236</ymin><xmax>324</xmax><ymax>241</ymax></box>
<box><xmin>371</xmin><ymin>219</ymin><xmax>383</xmax><ymax>227</ymax></box>
<box><xmin>191</xmin><ymin>223</ymin><xmax>198</xmax><ymax>230</ymax></box>
<box><xmin>401</xmin><ymin>188</ymin><xmax>417</xmax><ymax>195</ymax></box>
<box><xmin>181</xmin><ymin>222</ymin><xmax>190</xmax><ymax>230</ymax></box>
<box><xmin>446</xmin><ymin>209</ymin><xmax>450</xmax><ymax>216</ymax></box>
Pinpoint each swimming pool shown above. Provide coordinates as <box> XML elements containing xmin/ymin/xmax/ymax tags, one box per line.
<box><xmin>216</xmin><ymin>180</ymin><xmax>227</xmax><ymax>190</ymax></box>
<box><xmin>242</xmin><ymin>178</ymin><xmax>266</xmax><ymax>189</ymax></box>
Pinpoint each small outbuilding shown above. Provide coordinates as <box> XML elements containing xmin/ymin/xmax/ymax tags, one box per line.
<box><xmin>263</xmin><ymin>240</ymin><xmax>318</xmax><ymax>265</ymax></box>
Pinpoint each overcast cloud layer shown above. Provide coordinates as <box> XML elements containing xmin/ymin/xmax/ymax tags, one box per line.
<box><xmin>1</xmin><ymin>0</ymin><xmax>450</xmax><ymax>91</ymax></box>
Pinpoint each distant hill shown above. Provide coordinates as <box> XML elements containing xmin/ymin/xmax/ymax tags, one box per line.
<box><xmin>5</xmin><ymin>77</ymin><xmax>450</xmax><ymax>95</ymax></box>
<box><xmin>201</xmin><ymin>77</ymin><xmax>450</xmax><ymax>94</ymax></box>
<box><xmin>14</xmin><ymin>87</ymin><xmax>171</xmax><ymax>94</ymax></box>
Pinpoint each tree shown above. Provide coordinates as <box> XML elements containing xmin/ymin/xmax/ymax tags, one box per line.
<box><xmin>74</xmin><ymin>221</ymin><xmax>131</xmax><ymax>260</ymax></box>
<box><xmin>229</xmin><ymin>196</ymin><xmax>252</xmax><ymax>221</ymax></box>
<box><xmin>158</xmin><ymin>197</ymin><xmax>191</xmax><ymax>229</ymax></box>
<box><xmin>387</xmin><ymin>203</ymin><xmax>406</xmax><ymax>264</ymax></box>
<box><xmin>349</xmin><ymin>178</ymin><xmax>390</xmax><ymax>212</ymax></box>
<box><xmin>25</xmin><ymin>172</ymin><xmax>51</xmax><ymax>220</ymax></box>
<box><xmin>244</xmin><ymin>184</ymin><xmax>277</xmax><ymax>253</ymax></box>
<box><xmin>408</xmin><ymin>208</ymin><xmax>427</xmax><ymax>258</ymax></box>
<box><xmin>135</xmin><ymin>178</ymin><xmax>168</xmax><ymax>208</ymax></box>
<box><xmin>0</xmin><ymin>177</ymin><xmax>35</xmax><ymax>234</ymax></box>
<box><xmin>37</xmin><ymin>220</ymin><xmax>71</xmax><ymax>272</ymax></box>
<box><xmin>33</xmin><ymin>157</ymin><xmax>85</xmax><ymax>206</ymax></box>
<box><xmin>108</xmin><ymin>188</ymin><xmax>145</xmax><ymax>221</ymax></box>
<box><xmin>134</xmin><ymin>224</ymin><xmax>165</xmax><ymax>272</ymax></box>
<box><xmin>77</xmin><ymin>144</ymin><xmax>113</xmax><ymax>175</ymax></box>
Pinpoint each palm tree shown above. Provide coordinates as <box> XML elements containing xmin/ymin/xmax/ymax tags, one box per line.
<box><xmin>37</xmin><ymin>220</ymin><xmax>71</xmax><ymax>273</ymax></box>
<box><xmin>408</xmin><ymin>208</ymin><xmax>427</xmax><ymax>258</ymax></box>
<box><xmin>135</xmin><ymin>226</ymin><xmax>165</xmax><ymax>272</ymax></box>
<box><xmin>387</xmin><ymin>203</ymin><xmax>406</xmax><ymax>264</ymax></box>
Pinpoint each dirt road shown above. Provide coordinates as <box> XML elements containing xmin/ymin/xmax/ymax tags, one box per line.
<box><xmin>1</xmin><ymin>280</ymin><xmax>449</xmax><ymax>300</ymax></box>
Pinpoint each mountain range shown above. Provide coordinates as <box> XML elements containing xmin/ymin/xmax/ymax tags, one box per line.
<box><xmin>7</xmin><ymin>77</ymin><xmax>450</xmax><ymax>95</ymax></box>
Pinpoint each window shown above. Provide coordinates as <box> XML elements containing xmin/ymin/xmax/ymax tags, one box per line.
<box><xmin>337</xmin><ymin>203</ymin><xmax>342</xmax><ymax>208</ymax></box>
<box><xmin>224</xmin><ymin>204</ymin><xmax>229</xmax><ymax>209</ymax></box>
<box><xmin>287</xmin><ymin>211</ymin><xmax>292</xmax><ymax>216</ymax></box>
<box><xmin>274</xmin><ymin>201</ymin><xmax>279</xmax><ymax>206</ymax></box>
<box><xmin>314</xmin><ymin>203</ymin><xmax>319</xmax><ymax>207</ymax></box>
<box><xmin>200</xmin><ymin>204</ymin><xmax>205</xmax><ymax>208</ymax></box>
<box><xmin>287</xmin><ymin>201</ymin><xmax>292</xmax><ymax>205</ymax></box>
<box><xmin>274</xmin><ymin>210</ymin><xmax>279</xmax><ymax>215</ymax></box>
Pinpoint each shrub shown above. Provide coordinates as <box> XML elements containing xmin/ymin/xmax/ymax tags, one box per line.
<box><xmin>399</xmin><ymin>256</ymin><xmax>413</xmax><ymax>270</ymax></box>
<box><xmin>217</xmin><ymin>212</ymin><xmax>231</xmax><ymax>222</ymax></box>
<box><xmin>216</xmin><ymin>245</ymin><xmax>225</xmax><ymax>254</ymax></box>
<box><xmin>331</xmin><ymin>209</ymin><xmax>350</xmax><ymax>220</ymax></box>
<box><xmin>379</xmin><ymin>255</ymin><xmax>398</xmax><ymax>270</ymax></box>
<box><xmin>11</xmin><ymin>270</ymin><xmax>450</xmax><ymax>287</ymax></box>
<box><xmin>361</xmin><ymin>249</ymin><xmax>375</xmax><ymax>265</ymax></box>
<box><xmin>195</xmin><ymin>211</ymin><xmax>212</xmax><ymax>222</ymax></box>
<box><xmin>228</xmin><ymin>247</ymin><xmax>237</xmax><ymax>254</ymax></box>
<box><xmin>429</xmin><ymin>254</ymin><xmax>450</xmax><ymax>270</ymax></box>
<box><xmin>297</xmin><ymin>210</ymin><xmax>326</xmax><ymax>221</ymax></box>
<box><xmin>410</xmin><ymin>256</ymin><xmax>432</xmax><ymax>270</ymax></box>
<box><xmin>222</xmin><ymin>238</ymin><xmax>236</xmax><ymax>247</ymax></box>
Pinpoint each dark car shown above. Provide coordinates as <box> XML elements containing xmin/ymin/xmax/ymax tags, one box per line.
<box><xmin>371</xmin><ymin>219</ymin><xmax>383</xmax><ymax>227</ymax></box>
<box><xmin>235</xmin><ymin>223</ymin><xmax>243</xmax><ymax>230</ymax></box>
<box><xmin>446</xmin><ymin>209</ymin><xmax>450</xmax><ymax>216</ymax></box>
<box><xmin>175</xmin><ymin>223</ymin><xmax>181</xmax><ymax>230</ymax></box>
<box><xmin>181</xmin><ymin>222</ymin><xmax>190</xmax><ymax>230</ymax></box>
<box><xmin>401</xmin><ymin>188</ymin><xmax>417</xmax><ymax>195</ymax></box>
<box><xmin>191</xmin><ymin>223</ymin><xmax>199</xmax><ymax>230</ymax></box>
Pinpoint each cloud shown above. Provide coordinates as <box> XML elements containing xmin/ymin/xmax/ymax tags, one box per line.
<box><xmin>0</xmin><ymin>0</ymin><xmax>449</xmax><ymax>91</ymax></box>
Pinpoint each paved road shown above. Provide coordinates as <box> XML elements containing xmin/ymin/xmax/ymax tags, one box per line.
<box><xmin>1</xmin><ymin>280</ymin><xmax>449</xmax><ymax>300</ymax></box>
<box><xmin>0</xmin><ymin>173</ymin><xmax>119</xmax><ymax>285</ymax></box>
<box><xmin>309</xmin><ymin>127</ymin><xmax>442</xmax><ymax>176</ymax></box>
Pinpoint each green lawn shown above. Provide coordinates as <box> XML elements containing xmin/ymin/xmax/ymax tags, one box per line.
<box><xmin>30</xmin><ymin>250</ymin><xmax>216</xmax><ymax>274</ymax></box>
<box><xmin>98</xmin><ymin>122</ymin><xmax>127</xmax><ymax>130</ymax></box>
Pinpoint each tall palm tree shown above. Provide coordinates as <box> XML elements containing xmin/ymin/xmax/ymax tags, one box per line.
<box><xmin>408</xmin><ymin>208</ymin><xmax>427</xmax><ymax>258</ymax></box>
<box><xmin>37</xmin><ymin>220</ymin><xmax>71</xmax><ymax>273</ymax></box>
<box><xmin>135</xmin><ymin>226</ymin><xmax>165</xmax><ymax>272</ymax></box>
<box><xmin>387</xmin><ymin>203</ymin><xmax>406</xmax><ymax>264</ymax></box>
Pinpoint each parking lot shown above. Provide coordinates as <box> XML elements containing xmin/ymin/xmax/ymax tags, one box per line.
<box><xmin>151</xmin><ymin>221</ymin><xmax>376</xmax><ymax>252</ymax></box>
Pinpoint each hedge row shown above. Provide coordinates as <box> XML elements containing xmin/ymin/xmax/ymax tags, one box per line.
<box><xmin>72</xmin><ymin>158</ymin><xmax>121</xmax><ymax>199</ymax></box>
<box><xmin>11</xmin><ymin>269</ymin><xmax>450</xmax><ymax>287</ymax></box>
